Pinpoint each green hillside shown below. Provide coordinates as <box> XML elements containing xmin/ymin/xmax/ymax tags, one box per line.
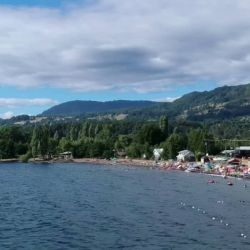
<box><xmin>42</xmin><ymin>100</ymin><xmax>158</xmax><ymax>116</ymax></box>
<box><xmin>41</xmin><ymin>83</ymin><xmax>250</xmax><ymax>122</ymax></box>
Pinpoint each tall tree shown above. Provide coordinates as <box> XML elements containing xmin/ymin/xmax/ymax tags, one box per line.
<box><xmin>163</xmin><ymin>133</ymin><xmax>186</xmax><ymax>159</ymax></box>
<box><xmin>138</xmin><ymin>124</ymin><xmax>164</xmax><ymax>146</ymax></box>
<box><xmin>159</xmin><ymin>115</ymin><xmax>169</xmax><ymax>138</ymax></box>
<box><xmin>31</xmin><ymin>127</ymin><xmax>39</xmax><ymax>157</ymax></box>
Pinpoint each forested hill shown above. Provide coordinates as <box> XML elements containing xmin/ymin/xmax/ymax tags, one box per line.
<box><xmin>42</xmin><ymin>100</ymin><xmax>158</xmax><ymax>116</ymax></box>
<box><xmin>41</xmin><ymin>83</ymin><xmax>250</xmax><ymax>121</ymax></box>
<box><xmin>167</xmin><ymin>83</ymin><xmax>250</xmax><ymax>120</ymax></box>
<box><xmin>0</xmin><ymin>84</ymin><xmax>250</xmax><ymax>160</ymax></box>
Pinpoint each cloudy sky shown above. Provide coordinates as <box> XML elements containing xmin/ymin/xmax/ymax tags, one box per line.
<box><xmin>0</xmin><ymin>0</ymin><xmax>250</xmax><ymax>117</ymax></box>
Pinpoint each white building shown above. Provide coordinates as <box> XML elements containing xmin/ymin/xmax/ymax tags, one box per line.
<box><xmin>59</xmin><ymin>151</ymin><xmax>73</xmax><ymax>160</ymax></box>
<box><xmin>235</xmin><ymin>146</ymin><xmax>250</xmax><ymax>158</ymax></box>
<box><xmin>153</xmin><ymin>148</ymin><xmax>164</xmax><ymax>161</ymax></box>
<box><xmin>177</xmin><ymin>150</ymin><xmax>195</xmax><ymax>162</ymax></box>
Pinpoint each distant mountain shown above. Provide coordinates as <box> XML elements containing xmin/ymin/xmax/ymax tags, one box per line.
<box><xmin>0</xmin><ymin>84</ymin><xmax>249</xmax><ymax>127</ymax></box>
<box><xmin>42</xmin><ymin>100</ymin><xmax>158</xmax><ymax>116</ymax></box>
<box><xmin>121</xmin><ymin>83</ymin><xmax>250</xmax><ymax>121</ymax></box>
<box><xmin>37</xmin><ymin>83</ymin><xmax>250</xmax><ymax>122</ymax></box>
<box><xmin>169</xmin><ymin>83</ymin><xmax>250</xmax><ymax>121</ymax></box>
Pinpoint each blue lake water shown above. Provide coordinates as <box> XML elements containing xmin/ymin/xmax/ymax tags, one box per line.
<box><xmin>0</xmin><ymin>163</ymin><xmax>249</xmax><ymax>249</ymax></box>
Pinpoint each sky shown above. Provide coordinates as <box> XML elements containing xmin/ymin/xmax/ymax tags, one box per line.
<box><xmin>0</xmin><ymin>0</ymin><xmax>250</xmax><ymax>118</ymax></box>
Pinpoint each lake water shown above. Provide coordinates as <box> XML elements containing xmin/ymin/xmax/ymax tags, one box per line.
<box><xmin>0</xmin><ymin>163</ymin><xmax>249</xmax><ymax>249</ymax></box>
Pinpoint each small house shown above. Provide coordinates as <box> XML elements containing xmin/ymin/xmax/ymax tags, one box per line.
<box><xmin>59</xmin><ymin>151</ymin><xmax>73</xmax><ymax>160</ymax></box>
<box><xmin>234</xmin><ymin>146</ymin><xmax>250</xmax><ymax>158</ymax></box>
<box><xmin>177</xmin><ymin>150</ymin><xmax>195</xmax><ymax>162</ymax></box>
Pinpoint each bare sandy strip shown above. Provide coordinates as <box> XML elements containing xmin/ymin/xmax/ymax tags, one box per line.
<box><xmin>73</xmin><ymin>158</ymin><xmax>156</xmax><ymax>168</ymax></box>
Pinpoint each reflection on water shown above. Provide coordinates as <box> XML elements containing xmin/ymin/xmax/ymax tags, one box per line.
<box><xmin>0</xmin><ymin>163</ymin><xmax>249</xmax><ymax>249</ymax></box>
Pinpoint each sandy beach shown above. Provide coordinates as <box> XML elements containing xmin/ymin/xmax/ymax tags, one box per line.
<box><xmin>73</xmin><ymin>158</ymin><xmax>157</xmax><ymax>168</ymax></box>
<box><xmin>0</xmin><ymin>157</ymin><xmax>159</xmax><ymax>168</ymax></box>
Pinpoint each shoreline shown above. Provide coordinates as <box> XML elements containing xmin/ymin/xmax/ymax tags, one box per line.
<box><xmin>73</xmin><ymin>158</ymin><xmax>157</xmax><ymax>168</ymax></box>
<box><xmin>1</xmin><ymin>157</ymin><xmax>249</xmax><ymax>181</ymax></box>
<box><xmin>0</xmin><ymin>158</ymin><xmax>157</xmax><ymax>168</ymax></box>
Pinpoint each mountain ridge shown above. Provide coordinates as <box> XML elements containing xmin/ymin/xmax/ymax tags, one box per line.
<box><xmin>8</xmin><ymin>82</ymin><xmax>249</xmax><ymax>123</ymax></box>
<box><xmin>42</xmin><ymin>100</ymin><xmax>158</xmax><ymax>116</ymax></box>
<box><xmin>41</xmin><ymin>83</ymin><xmax>250</xmax><ymax>121</ymax></box>
<box><xmin>169</xmin><ymin>83</ymin><xmax>250</xmax><ymax>121</ymax></box>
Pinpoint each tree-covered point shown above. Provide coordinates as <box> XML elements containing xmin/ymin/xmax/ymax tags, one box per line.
<box><xmin>0</xmin><ymin>126</ymin><xmax>30</xmax><ymax>159</ymax></box>
<box><xmin>0</xmin><ymin>115</ymin><xmax>250</xmax><ymax>161</ymax></box>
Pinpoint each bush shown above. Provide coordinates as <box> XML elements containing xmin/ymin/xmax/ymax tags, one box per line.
<box><xmin>195</xmin><ymin>151</ymin><xmax>204</xmax><ymax>161</ymax></box>
<box><xmin>20</xmin><ymin>151</ymin><xmax>32</xmax><ymax>163</ymax></box>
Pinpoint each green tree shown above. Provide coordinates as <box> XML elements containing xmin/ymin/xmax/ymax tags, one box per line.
<box><xmin>30</xmin><ymin>126</ymin><xmax>50</xmax><ymax>158</ymax></box>
<box><xmin>163</xmin><ymin>133</ymin><xmax>186</xmax><ymax>159</ymax></box>
<box><xmin>126</xmin><ymin>143</ymin><xmax>142</xmax><ymax>158</ymax></box>
<box><xmin>187</xmin><ymin>128</ymin><xmax>206</xmax><ymax>153</ymax></box>
<box><xmin>31</xmin><ymin>127</ymin><xmax>39</xmax><ymax>157</ymax></box>
<box><xmin>115</xmin><ymin>135</ymin><xmax>132</xmax><ymax>151</ymax></box>
<box><xmin>159</xmin><ymin>115</ymin><xmax>169</xmax><ymax>139</ymax></box>
<box><xmin>40</xmin><ymin>126</ymin><xmax>49</xmax><ymax>158</ymax></box>
<box><xmin>58</xmin><ymin>137</ymin><xmax>74</xmax><ymax>153</ymax></box>
<box><xmin>137</xmin><ymin>124</ymin><xmax>164</xmax><ymax>146</ymax></box>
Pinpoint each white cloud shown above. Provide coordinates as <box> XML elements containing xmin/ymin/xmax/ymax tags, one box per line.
<box><xmin>154</xmin><ymin>97</ymin><xmax>180</xmax><ymax>102</ymax></box>
<box><xmin>1</xmin><ymin>111</ymin><xmax>14</xmax><ymax>119</ymax></box>
<box><xmin>0</xmin><ymin>98</ymin><xmax>57</xmax><ymax>108</ymax></box>
<box><xmin>0</xmin><ymin>0</ymin><xmax>250</xmax><ymax>93</ymax></box>
<box><xmin>165</xmin><ymin>97</ymin><xmax>180</xmax><ymax>102</ymax></box>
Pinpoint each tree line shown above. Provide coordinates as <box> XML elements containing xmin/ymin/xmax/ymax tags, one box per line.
<box><xmin>0</xmin><ymin>116</ymin><xmax>249</xmax><ymax>161</ymax></box>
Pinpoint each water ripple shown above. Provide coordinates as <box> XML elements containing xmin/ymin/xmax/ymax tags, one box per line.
<box><xmin>0</xmin><ymin>163</ymin><xmax>249</xmax><ymax>249</ymax></box>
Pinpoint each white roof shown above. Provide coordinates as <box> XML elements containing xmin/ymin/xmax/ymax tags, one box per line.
<box><xmin>60</xmin><ymin>151</ymin><xmax>72</xmax><ymax>155</ymax></box>
<box><xmin>221</xmin><ymin>150</ymin><xmax>235</xmax><ymax>154</ymax></box>
<box><xmin>178</xmin><ymin>150</ymin><xmax>194</xmax><ymax>156</ymax></box>
<box><xmin>153</xmin><ymin>148</ymin><xmax>164</xmax><ymax>154</ymax></box>
<box><xmin>236</xmin><ymin>146</ymin><xmax>250</xmax><ymax>151</ymax></box>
